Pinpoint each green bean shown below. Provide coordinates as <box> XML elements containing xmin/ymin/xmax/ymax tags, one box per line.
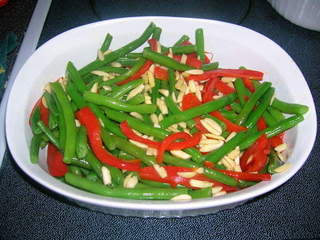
<box><xmin>30</xmin><ymin>106</ymin><xmax>41</xmax><ymax>135</ymax></box>
<box><xmin>126</xmin><ymin>93</ymin><xmax>145</xmax><ymax>105</ymax></box>
<box><xmin>160</xmin><ymin>78</ymin><xmax>169</xmax><ymax>89</ymax></box>
<box><xmin>100</xmin><ymin>33</ymin><xmax>113</xmax><ymax>52</ymax></box>
<box><xmin>171</xmin><ymin>45</ymin><xmax>197</xmax><ymax>54</ymax></box>
<box><xmin>85</xmin><ymin>150</ymin><xmax>103</xmax><ymax>178</ymax></box>
<box><xmin>160</xmin><ymin>93</ymin><xmax>237</xmax><ymax>128</ymax></box>
<box><xmin>195</xmin><ymin>28</ymin><xmax>205</xmax><ymax>62</ymax></box>
<box><xmin>39</xmin><ymin>134</ymin><xmax>49</xmax><ymax>149</ymax></box>
<box><xmin>105</xmin><ymin>109</ymin><xmax>169</xmax><ymax>139</ymax></box>
<box><xmin>30</xmin><ymin>134</ymin><xmax>42</xmax><ymax>163</ymax></box>
<box><xmin>116</xmin><ymin>58</ymin><xmax>139</xmax><ymax>67</ymax></box>
<box><xmin>118</xmin><ymin>151</ymin><xmax>136</xmax><ymax>160</ymax></box>
<box><xmin>86</xmin><ymin>172</ymin><xmax>102</xmax><ymax>183</ymax></box>
<box><xmin>66</xmin><ymin>80</ymin><xmax>86</xmax><ymax>109</ymax></box>
<box><xmin>89</xmin><ymin>103</ymin><xmax>124</xmax><ymax>138</ymax></box>
<box><xmin>37</xmin><ymin>121</ymin><xmax>61</xmax><ymax>149</ymax></box>
<box><xmin>203</xmin><ymin>114</ymin><xmax>227</xmax><ymax>132</ymax></box>
<box><xmin>126</xmin><ymin>52</ymin><xmax>143</xmax><ymax>59</ymax></box>
<box><xmin>109</xmin><ymin>78</ymin><xmax>143</xmax><ymax>99</ymax></box>
<box><xmin>101</xmin><ymin>128</ymin><xmax>117</xmax><ymax>150</ymax></box>
<box><xmin>43</xmin><ymin>91</ymin><xmax>58</xmax><ymax>116</ymax></box>
<box><xmin>70</xmin><ymin>158</ymin><xmax>91</xmax><ymax>169</ymax></box>
<box><xmin>65</xmin><ymin>173</ymin><xmax>189</xmax><ymax>200</ymax></box>
<box><xmin>262</xmin><ymin>111</ymin><xmax>277</xmax><ymax>127</ymax></box>
<box><xmin>48</xmin><ymin>113</ymin><xmax>58</xmax><ymax>130</ymax></box>
<box><xmin>50</xmin><ymin>82</ymin><xmax>77</xmax><ymax>164</ymax></box>
<box><xmin>203</xmin><ymin>131</ymin><xmax>247</xmax><ymax>163</ymax></box>
<box><xmin>271</xmin><ymin>98</ymin><xmax>309</xmax><ymax>115</ymax></box>
<box><xmin>267</xmin><ymin>150</ymin><xmax>283</xmax><ymax>174</ymax></box>
<box><xmin>140</xmin><ymin>179</ymin><xmax>171</xmax><ymax>188</ymax></box>
<box><xmin>234</xmin><ymin>78</ymin><xmax>248</xmax><ymax>106</ymax></box>
<box><xmin>76</xmin><ymin>126</ymin><xmax>88</xmax><ymax>159</ymax></box>
<box><xmin>183</xmin><ymin>148</ymin><xmax>203</xmax><ymax>163</ymax></box>
<box><xmin>151</xmin><ymin>79</ymin><xmax>161</xmax><ymax>104</ymax></box>
<box><xmin>84</xmin><ymin>91</ymin><xmax>156</xmax><ymax>114</ymax></box>
<box><xmin>230</xmin><ymin>102</ymin><xmax>242</xmax><ymax>113</ymax></box>
<box><xmin>68</xmin><ymin>165</ymin><xmax>83</xmax><ymax>176</ymax></box>
<box><xmin>201</xmin><ymin>62</ymin><xmax>219</xmax><ymax>71</ymax></box>
<box><xmin>203</xmin><ymin>168</ymin><xmax>238</xmax><ymax>187</ymax></box>
<box><xmin>219</xmin><ymin>109</ymin><xmax>238</xmax><ymax>122</ymax></box>
<box><xmin>238</xmin><ymin>180</ymin><xmax>258</xmax><ymax>188</ymax></box>
<box><xmin>267</xmin><ymin>106</ymin><xmax>285</xmax><ymax>122</ymax></box>
<box><xmin>91</xmin><ymin>66</ymin><xmax>128</xmax><ymax>75</ymax></box>
<box><xmin>235</xmin><ymin>82</ymin><xmax>272</xmax><ymax>125</ymax></box>
<box><xmin>152</xmin><ymin>26</ymin><xmax>162</xmax><ymax>40</ymax></box>
<box><xmin>173</xmin><ymin>35</ymin><xmax>190</xmax><ymax>46</ymax></box>
<box><xmin>66</xmin><ymin>61</ymin><xmax>86</xmax><ymax>93</ymax></box>
<box><xmin>168</xmin><ymin>68</ymin><xmax>176</xmax><ymax>95</ymax></box>
<box><xmin>189</xmin><ymin>187</ymin><xmax>212</xmax><ymax>199</ymax></box>
<box><xmin>104</xmin><ymin>165</ymin><xmax>124</xmax><ymax>186</ymax></box>
<box><xmin>143</xmin><ymin>48</ymin><xmax>192</xmax><ymax>71</ymax></box>
<box><xmin>79</xmin><ymin>22</ymin><xmax>156</xmax><ymax>75</ymax></box>
<box><xmin>245</xmin><ymin>87</ymin><xmax>275</xmax><ymax>128</ymax></box>
<box><xmin>102</xmin><ymin>57</ymin><xmax>146</xmax><ymax>86</ymax></box>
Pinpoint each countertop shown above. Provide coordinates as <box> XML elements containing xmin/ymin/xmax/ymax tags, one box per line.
<box><xmin>0</xmin><ymin>0</ymin><xmax>319</xmax><ymax>239</ymax></box>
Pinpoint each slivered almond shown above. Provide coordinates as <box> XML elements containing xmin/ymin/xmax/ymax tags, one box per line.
<box><xmin>97</xmin><ymin>50</ymin><xmax>104</xmax><ymax>61</ymax></box>
<box><xmin>156</xmin><ymin>98</ymin><xmax>168</xmax><ymax>115</ymax></box>
<box><xmin>91</xmin><ymin>70</ymin><xmax>110</xmax><ymax>77</ymax></box>
<box><xmin>177</xmin><ymin>172</ymin><xmax>197</xmax><ymax>178</ymax></box>
<box><xmin>170</xmin><ymin>150</ymin><xmax>191</xmax><ymax>159</ymax></box>
<box><xmin>127</xmin><ymin>84</ymin><xmax>144</xmax><ymax>100</ymax></box>
<box><xmin>156</xmin><ymin>41</ymin><xmax>161</xmax><ymax>53</ymax></box>
<box><xmin>147</xmin><ymin>70</ymin><xmax>155</xmax><ymax>87</ymax></box>
<box><xmin>102</xmin><ymin>85</ymin><xmax>112</xmax><ymax>91</ymax></box>
<box><xmin>111</xmin><ymin>62</ymin><xmax>122</xmax><ymax>67</ymax></box>
<box><xmin>188</xmin><ymin>80</ymin><xmax>197</xmax><ymax>93</ymax></box>
<box><xmin>274</xmin><ymin>162</ymin><xmax>291</xmax><ymax>173</ymax></box>
<box><xmin>167</xmin><ymin>124</ymin><xmax>179</xmax><ymax>133</ymax></box>
<box><xmin>227</xmin><ymin>146</ymin><xmax>241</xmax><ymax>160</ymax></box>
<box><xmin>178</xmin><ymin>122</ymin><xmax>187</xmax><ymax>129</ymax></box>
<box><xmin>103</xmin><ymin>49</ymin><xmax>112</xmax><ymax>55</ymax></box>
<box><xmin>221</xmin><ymin>77</ymin><xmax>236</xmax><ymax>83</ymax></box>
<box><xmin>90</xmin><ymin>82</ymin><xmax>99</xmax><ymax>93</ymax></box>
<box><xmin>75</xmin><ymin>119</ymin><xmax>81</xmax><ymax>127</ymax></box>
<box><xmin>180</xmin><ymin>54</ymin><xmax>187</xmax><ymax>64</ymax></box>
<box><xmin>146</xmin><ymin>147</ymin><xmax>157</xmax><ymax>156</ymax></box>
<box><xmin>175</xmin><ymin>77</ymin><xmax>185</xmax><ymax>90</ymax></box>
<box><xmin>158</xmin><ymin>113</ymin><xmax>164</xmax><ymax>122</ymax></box>
<box><xmin>168</xmin><ymin>48</ymin><xmax>173</xmax><ymax>58</ymax></box>
<box><xmin>41</xmin><ymin>97</ymin><xmax>47</xmax><ymax>108</ymax></box>
<box><xmin>123</xmin><ymin>173</ymin><xmax>138</xmax><ymax>188</ymax></box>
<box><xmin>177</xmin><ymin>90</ymin><xmax>185</xmax><ymax>103</ymax></box>
<box><xmin>213</xmin><ymin>191</ymin><xmax>227</xmax><ymax>197</ymax></box>
<box><xmin>277</xmin><ymin>152</ymin><xmax>285</xmax><ymax>162</ymax></box>
<box><xmin>190</xmin><ymin>179</ymin><xmax>213</xmax><ymax>188</ymax></box>
<box><xmin>99</xmin><ymin>118</ymin><xmax>105</xmax><ymax>127</ymax></box>
<box><xmin>172</xmin><ymin>92</ymin><xmax>178</xmax><ymax>103</ymax></box>
<box><xmin>275</xmin><ymin>143</ymin><xmax>287</xmax><ymax>153</ymax></box>
<box><xmin>220</xmin><ymin>157</ymin><xmax>233</xmax><ymax>170</ymax></box>
<box><xmin>200</xmin><ymin>118</ymin><xmax>222</xmax><ymax>135</ymax></box>
<box><xmin>153</xmin><ymin>164</ymin><xmax>167</xmax><ymax>178</ymax></box>
<box><xmin>144</xmin><ymin>94</ymin><xmax>152</xmax><ymax>104</ymax></box>
<box><xmin>101</xmin><ymin>166</ymin><xmax>111</xmax><ymax>185</ymax></box>
<box><xmin>195</xmin><ymin>168</ymin><xmax>204</xmax><ymax>174</ymax></box>
<box><xmin>270</xmin><ymin>93</ymin><xmax>276</xmax><ymax>105</ymax></box>
<box><xmin>227</xmin><ymin>82</ymin><xmax>234</xmax><ymax>88</ymax></box>
<box><xmin>213</xmin><ymin>92</ymin><xmax>224</xmax><ymax>99</ymax></box>
<box><xmin>225</xmin><ymin>132</ymin><xmax>237</xmax><ymax>142</ymax></box>
<box><xmin>199</xmin><ymin>140</ymin><xmax>224</xmax><ymax>152</ymax></box>
<box><xmin>149</xmin><ymin>64</ymin><xmax>155</xmax><ymax>74</ymax></box>
<box><xmin>129</xmin><ymin>140</ymin><xmax>148</xmax><ymax>149</ymax></box>
<box><xmin>234</xmin><ymin>165</ymin><xmax>242</xmax><ymax>172</ymax></box>
<box><xmin>43</xmin><ymin>83</ymin><xmax>51</xmax><ymax>93</ymax></box>
<box><xmin>159</xmin><ymin>89</ymin><xmax>169</xmax><ymax>97</ymax></box>
<box><xmin>130</xmin><ymin>112</ymin><xmax>143</xmax><ymax>120</ymax></box>
<box><xmin>150</xmin><ymin>113</ymin><xmax>159</xmax><ymax>126</ymax></box>
<box><xmin>211</xmin><ymin>186</ymin><xmax>223</xmax><ymax>195</ymax></box>
<box><xmin>171</xmin><ymin>194</ymin><xmax>192</xmax><ymax>201</ymax></box>
<box><xmin>195</xmin><ymin>88</ymin><xmax>202</xmax><ymax>102</ymax></box>
<box><xmin>204</xmin><ymin>133</ymin><xmax>225</xmax><ymax>141</ymax></box>
<box><xmin>184</xmin><ymin>69</ymin><xmax>204</xmax><ymax>75</ymax></box>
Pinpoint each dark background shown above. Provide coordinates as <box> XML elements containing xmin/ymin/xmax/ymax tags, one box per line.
<box><xmin>0</xmin><ymin>0</ymin><xmax>320</xmax><ymax>239</ymax></box>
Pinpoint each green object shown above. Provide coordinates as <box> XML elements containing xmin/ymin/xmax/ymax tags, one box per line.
<box><xmin>171</xmin><ymin>45</ymin><xmax>197</xmax><ymax>54</ymax></box>
<box><xmin>267</xmin><ymin>106</ymin><xmax>285</xmax><ymax>122</ymax></box>
<box><xmin>43</xmin><ymin>91</ymin><xmax>59</xmax><ymax>116</ymax></box>
<box><xmin>85</xmin><ymin>150</ymin><xmax>103</xmax><ymax>179</ymax></box>
<box><xmin>101</xmin><ymin>128</ymin><xmax>117</xmax><ymax>150</ymax></box>
<box><xmin>70</xmin><ymin>158</ymin><xmax>91</xmax><ymax>169</ymax></box>
<box><xmin>86</xmin><ymin>172</ymin><xmax>102</xmax><ymax>183</ymax></box>
<box><xmin>168</xmin><ymin>68</ymin><xmax>176</xmax><ymax>95</ymax></box>
<box><xmin>84</xmin><ymin>91</ymin><xmax>156</xmax><ymax>114</ymax></box>
<box><xmin>195</xmin><ymin>28</ymin><xmax>205</xmax><ymax>62</ymax></box>
<box><xmin>66</xmin><ymin>80</ymin><xmax>86</xmax><ymax>109</ymax></box>
<box><xmin>262</xmin><ymin>111</ymin><xmax>277</xmax><ymax>127</ymax></box>
<box><xmin>267</xmin><ymin>150</ymin><xmax>283</xmax><ymax>174</ymax></box>
<box><xmin>160</xmin><ymin>93</ymin><xmax>237</xmax><ymax>128</ymax></box>
<box><xmin>173</xmin><ymin>35</ymin><xmax>190</xmax><ymax>46</ymax></box>
<box><xmin>65</xmin><ymin>173</ymin><xmax>188</xmax><ymax>200</ymax></box>
<box><xmin>152</xmin><ymin>27</ymin><xmax>162</xmax><ymax>40</ymax></box>
<box><xmin>244</xmin><ymin>87</ymin><xmax>275</xmax><ymax>128</ymax></box>
<box><xmin>102</xmin><ymin>57</ymin><xmax>146</xmax><ymax>86</ymax></box>
<box><xmin>109</xmin><ymin>78</ymin><xmax>143</xmax><ymax>99</ymax></box>
<box><xmin>141</xmin><ymin>179</ymin><xmax>171</xmax><ymax>188</ymax></box>
<box><xmin>126</xmin><ymin>52</ymin><xmax>143</xmax><ymax>59</ymax></box>
<box><xmin>48</xmin><ymin>114</ymin><xmax>58</xmax><ymax>130</ymax></box>
<box><xmin>189</xmin><ymin>188</ymin><xmax>212</xmax><ymax>199</ymax></box>
<box><xmin>116</xmin><ymin>58</ymin><xmax>139</xmax><ymax>67</ymax></box>
<box><xmin>30</xmin><ymin>106</ymin><xmax>42</xmax><ymax>135</ymax></box>
<box><xmin>104</xmin><ymin>165</ymin><xmax>124</xmax><ymax>186</ymax></box>
<box><xmin>271</xmin><ymin>98</ymin><xmax>309</xmax><ymax>115</ymax></box>
<box><xmin>30</xmin><ymin>134</ymin><xmax>42</xmax><ymax>163</ymax></box>
<box><xmin>50</xmin><ymin>82</ymin><xmax>77</xmax><ymax>164</ymax></box>
<box><xmin>151</xmin><ymin>78</ymin><xmax>161</xmax><ymax>104</ymax></box>
<box><xmin>51</xmin><ymin>91</ymin><xmax>66</xmax><ymax>148</ymax></box>
<box><xmin>37</xmin><ymin>121</ymin><xmax>61</xmax><ymax>149</ymax></box>
<box><xmin>66</xmin><ymin>61</ymin><xmax>87</xmax><ymax>93</ymax></box>
<box><xmin>201</xmin><ymin>62</ymin><xmax>219</xmax><ymax>71</ymax></box>
<box><xmin>100</xmin><ymin>33</ymin><xmax>113</xmax><ymax>52</ymax></box>
<box><xmin>203</xmin><ymin>167</ymin><xmax>238</xmax><ymax>187</ymax></box>
<box><xmin>230</xmin><ymin>102</ymin><xmax>242</xmax><ymax>113</ymax></box>
<box><xmin>126</xmin><ymin>93</ymin><xmax>145</xmax><ymax>105</ymax></box>
<box><xmin>76</xmin><ymin>126</ymin><xmax>88</xmax><ymax>159</ymax></box>
<box><xmin>79</xmin><ymin>22</ymin><xmax>156</xmax><ymax>75</ymax></box>
<box><xmin>68</xmin><ymin>165</ymin><xmax>83</xmax><ymax>176</ymax></box>
<box><xmin>235</xmin><ymin>82</ymin><xmax>272</xmax><ymax>125</ymax></box>
<box><xmin>143</xmin><ymin>48</ymin><xmax>192</xmax><ymax>71</ymax></box>
<box><xmin>203</xmin><ymin>131</ymin><xmax>247</xmax><ymax>163</ymax></box>
<box><xmin>234</xmin><ymin>78</ymin><xmax>249</xmax><ymax>106</ymax></box>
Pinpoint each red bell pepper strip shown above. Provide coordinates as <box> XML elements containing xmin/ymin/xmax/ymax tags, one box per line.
<box><xmin>29</xmin><ymin>97</ymin><xmax>49</xmax><ymax>126</ymax></box>
<box><xmin>215</xmin><ymin>169</ymin><xmax>271</xmax><ymax>181</ymax></box>
<box><xmin>215</xmin><ymin>80</ymin><xmax>235</xmax><ymax>94</ymax></box>
<box><xmin>76</xmin><ymin>107</ymin><xmax>140</xmax><ymax>171</ymax></box>
<box><xmin>154</xmin><ymin>66</ymin><xmax>168</xmax><ymax>80</ymax></box>
<box><xmin>257</xmin><ymin>117</ymin><xmax>267</xmax><ymax>131</ymax></box>
<box><xmin>186</xmin><ymin>54</ymin><xmax>202</xmax><ymax>69</ymax></box>
<box><xmin>240</xmin><ymin>134</ymin><xmax>270</xmax><ymax>172</ymax></box>
<box><xmin>210</xmin><ymin>111</ymin><xmax>247</xmax><ymax>132</ymax></box>
<box><xmin>202</xmin><ymin>77</ymin><xmax>218</xmax><ymax>103</ymax></box>
<box><xmin>47</xmin><ymin>143</ymin><xmax>68</xmax><ymax>177</ymax></box>
<box><xmin>156</xmin><ymin>132</ymin><xmax>193</xmax><ymax>163</ymax></box>
<box><xmin>270</xmin><ymin>132</ymin><xmax>285</xmax><ymax>147</ymax></box>
<box><xmin>243</xmin><ymin>77</ymin><xmax>255</xmax><ymax>92</ymax></box>
<box><xmin>147</xmin><ymin>38</ymin><xmax>158</xmax><ymax>51</ymax></box>
<box><xmin>182</xmin><ymin>93</ymin><xmax>202</xmax><ymax>110</ymax></box>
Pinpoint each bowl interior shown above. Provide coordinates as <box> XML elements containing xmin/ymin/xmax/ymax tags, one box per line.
<box><xmin>5</xmin><ymin>16</ymin><xmax>317</xmax><ymax>214</ymax></box>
